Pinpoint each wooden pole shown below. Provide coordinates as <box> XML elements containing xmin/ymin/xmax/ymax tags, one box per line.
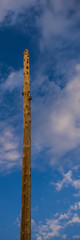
<box><xmin>21</xmin><ymin>49</ymin><xmax>31</xmax><ymax>240</ymax></box>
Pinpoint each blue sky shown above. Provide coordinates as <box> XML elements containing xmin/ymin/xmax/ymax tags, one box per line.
<box><xmin>0</xmin><ymin>0</ymin><xmax>80</xmax><ymax>239</ymax></box>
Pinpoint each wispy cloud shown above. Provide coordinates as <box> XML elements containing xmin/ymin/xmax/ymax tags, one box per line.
<box><xmin>0</xmin><ymin>0</ymin><xmax>37</xmax><ymax>24</ymax></box>
<box><xmin>0</xmin><ymin>67</ymin><xmax>23</xmax><ymax>173</ymax></box>
<box><xmin>67</xmin><ymin>213</ymin><xmax>80</xmax><ymax>225</ymax></box>
<box><xmin>32</xmin><ymin>63</ymin><xmax>80</xmax><ymax>168</ymax></box>
<box><xmin>51</xmin><ymin>170</ymin><xmax>73</xmax><ymax>191</ymax></box>
<box><xmin>62</xmin><ymin>234</ymin><xmax>67</xmax><ymax>239</ymax></box>
<box><xmin>0</xmin><ymin>126</ymin><xmax>21</xmax><ymax>172</ymax></box>
<box><xmin>36</xmin><ymin>0</ymin><xmax>80</xmax><ymax>51</ymax></box>
<box><xmin>1</xmin><ymin>61</ymin><xmax>80</xmax><ymax>171</ymax></box>
<box><xmin>1</xmin><ymin>0</ymin><xmax>80</xmax><ymax>46</ymax></box>
<box><xmin>32</xmin><ymin>218</ymin><xmax>62</xmax><ymax>240</ymax></box>
<box><xmin>0</xmin><ymin>0</ymin><xmax>80</xmax><ymax>171</ymax></box>
<box><xmin>73</xmin><ymin>236</ymin><xmax>80</xmax><ymax>239</ymax></box>
<box><xmin>51</xmin><ymin>169</ymin><xmax>80</xmax><ymax>195</ymax></box>
<box><xmin>15</xmin><ymin>199</ymin><xmax>80</xmax><ymax>239</ymax></box>
<box><xmin>2</xmin><ymin>69</ymin><xmax>23</xmax><ymax>92</ymax></box>
<box><xmin>70</xmin><ymin>201</ymin><xmax>80</xmax><ymax>210</ymax></box>
<box><xmin>32</xmin><ymin>202</ymin><xmax>80</xmax><ymax>239</ymax></box>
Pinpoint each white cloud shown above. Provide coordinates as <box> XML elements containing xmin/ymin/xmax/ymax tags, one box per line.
<box><xmin>50</xmin><ymin>68</ymin><xmax>80</xmax><ymax>156</ymax></box>
<box><xmin>62</xmin><ymin>234</ymin><xmax>67</xmax><ymax>239</ymax></box>
<box><xmin>0</xmin><ymin>0</ymin><xmax>80</xmax><ymax>44</ymax></box>
<box><xmin>37</xmin><ymin>0</ymin><xmax>80</xmax><ymax>50</ymax></box>
<box><xmin>32</xmin><ymin>203</ymin><xmax>80</xmax><ymax>239</ymax></box>
<box><xmin>70</xmin><ymin>202</ymin><xmax>80</xmax><ymax>210</ymax></box>
<box><xmin>0</xmin><ymin>0</ymin><xmax>37</xmax><ymax>23</ymax></box>
<box><xmin>67</xmin><ymin>213</ymin><xmax>80</xmax><ymax>224</ymax></box>
<box><xmin>0</xmin><ymin>0</ymin><xmax>80</xmax><ymax>171</ymax></box>
<box><xmin>0</xmin><ymin>68</ymin><xmax>23</xmax><ymax>173</ymax></box>
<box><xmin>36</xmin><ymin>237</ymin><xmax>42</xmax><ymax>240</ymax></box>
<box><xmin>54</xmin><ymin>170</ymin><xmax>72</xmax><ymax>191</ymax></box>
<box><xmin>15</xmin><ymin>212</ymin><xmax>21</xmax><ymax>227</ymax></box>
<box><xmin>2</xmin><ymin>62</ymin><xmax>80</xmax><ymax>170</ymax></box>
<box><xmin>15</xmin><ymin>217</ymin><xmax>20</xmax><ymax>228</ymax></box>
<box><xmin>31</xmin><ymin>218</ymin><xmax>35</xmax><ymax>224</ymax></box>
<box><xmin>51</xmin><ymin>169</ymin><xmax>80</xmax><ymax>194</ymax></box>
<box><xmin>2</xmin><ymin>69</ymin><xmax>23</xmax><ymax>92</ymax></box>
<box><xmin>36</xmin><ymin>218</ymin><xmax>62</xmax><ymax>240</ymax></box>
<box><xmin>0</xmin><ymin>126</ymin><xmax>21</xmax><ymax>172</ymax></box>
<box><xmin>32</xmin><ymin>63</ymin><xmax>80</xmax><ymax>168</ymax></box>
<box><xmin>73</xmin><ymin>236</ymin><xmax>80</xmax><ymax>239</ymax></box>
<box><xmin>59</xmin><ymin>213</ymin><xmax>70</xmax><ymax>220</ymax></box>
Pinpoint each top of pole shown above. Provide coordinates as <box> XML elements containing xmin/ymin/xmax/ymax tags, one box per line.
<box><xmin>24</xmin><ymin>49</ymin><xmax>29</xmax><ymax>54</ymax></box>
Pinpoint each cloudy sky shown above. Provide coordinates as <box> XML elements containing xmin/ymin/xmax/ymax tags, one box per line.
<box><xmin>0</xmin><ymin>0</ymin><xmax>80</xmax><ymax>239</ymax></box>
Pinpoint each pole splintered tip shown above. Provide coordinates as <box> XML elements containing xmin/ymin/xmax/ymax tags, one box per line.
<box><xmin>24</xmin><ymin>49</ymin><xmax>29</xmax><ymax>54</ymax></box>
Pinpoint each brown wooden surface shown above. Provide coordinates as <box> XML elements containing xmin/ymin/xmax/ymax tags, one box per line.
<box><xmin>21</xmin><ymin>49</ymin><xmax>31</xmax><ymax>240</ymax></box>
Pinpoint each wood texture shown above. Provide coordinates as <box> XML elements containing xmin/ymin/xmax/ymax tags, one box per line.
<box><xmin>21</xmin><ymin>49</ymin><xmax>31</xmax><ymax>240</ymax></box>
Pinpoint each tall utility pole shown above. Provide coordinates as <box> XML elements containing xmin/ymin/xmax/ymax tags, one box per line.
<box><xmin>21</xmin><ymin>49</ymin><xmax>31</xmax><ymax>240</ymax></box>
